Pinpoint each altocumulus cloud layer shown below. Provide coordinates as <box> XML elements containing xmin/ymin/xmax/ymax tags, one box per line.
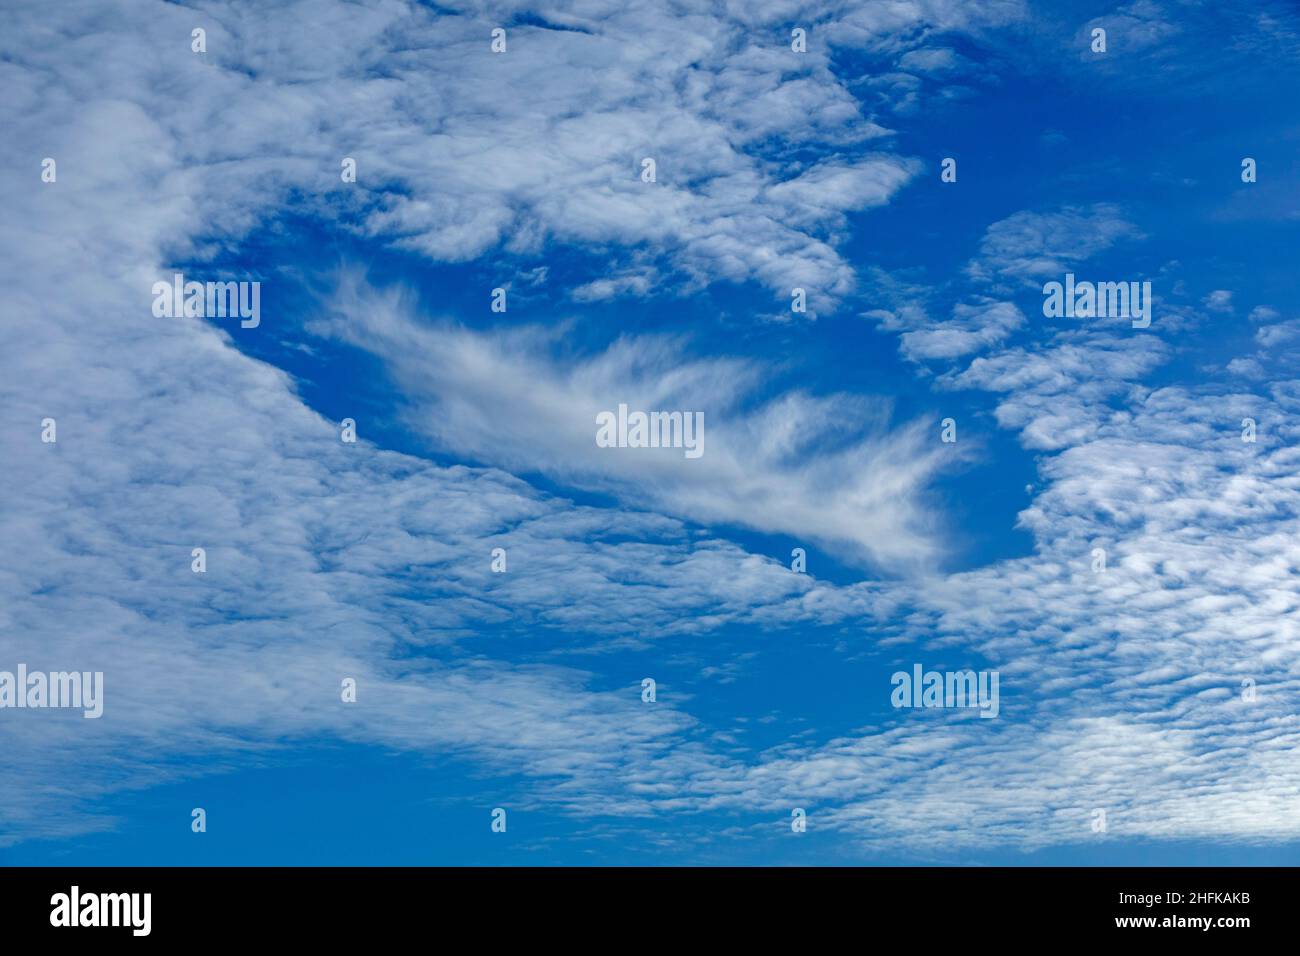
<box><xmin>2</xmin><ymin>0</ymin><xmax>1300</xmax><ymax>860</ymax></box>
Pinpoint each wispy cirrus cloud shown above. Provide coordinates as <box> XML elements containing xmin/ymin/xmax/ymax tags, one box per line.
<box><xmin>312</xmin><ymin>271</ymin><xmax>957</xmax><ymax>570</ymax></box>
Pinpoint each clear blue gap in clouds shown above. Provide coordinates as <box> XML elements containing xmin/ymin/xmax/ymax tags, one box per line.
<box><xmin>184</xmin><ymin>214</ymin><xmax>1038</xmax><ymax>580</ymax></box>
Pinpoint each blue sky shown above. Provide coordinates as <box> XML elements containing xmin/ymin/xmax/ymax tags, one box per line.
<box><xmin>2</xmin><ymin>0</ymin><xmax>1300</xmax><ymax>865</ymax></box>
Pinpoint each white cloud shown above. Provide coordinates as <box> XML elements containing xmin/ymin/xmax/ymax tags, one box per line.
<box><xmin>312</xmin><ymin>271</ymin><xmax>957</xmax><ymax>570</ymax></box>
<box><xmin>899</xmin><ymin>300</ymin><xmax>1025</xmax><ymax>361</ymax></box>
<box><xmin>966</xmin><ymin>204</ymin><xmax>1142</xmax><ymax>287</ymax></box>
<box><xmin>1203</xmin><ymin>289</ymin><xmax>1234</xmax><ymax>312</ymax></box>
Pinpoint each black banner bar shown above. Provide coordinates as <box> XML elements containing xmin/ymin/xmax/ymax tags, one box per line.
<box><xmin>0</xmin><ymin>866</ymin><xmax>1286</xmax><ymax>942</ymax></box>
